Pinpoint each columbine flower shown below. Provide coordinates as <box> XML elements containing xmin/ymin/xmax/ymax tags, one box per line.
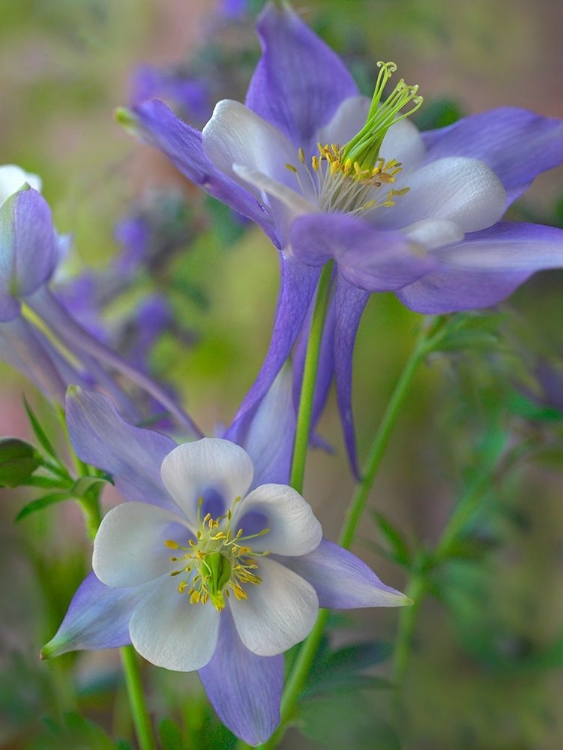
<box><xmin>42</xmin><ymin>387</ymin><xmax>408</xmax><ymax>745</ymax></box>
<box><xmin>128</xmin><ymin>1</ymin><xmax>563</xmax><ymax>472</ymax></box>
<box><xmin>0</xmin><ymin>183</ymin><xmax>198</xmax><ymax>435</ymax></box>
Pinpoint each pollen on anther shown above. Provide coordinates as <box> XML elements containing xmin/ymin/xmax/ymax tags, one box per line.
<box><xmin>164</xmin><ymin>539</ymin><xmax>179</xmax><ymax>549</ymax></box>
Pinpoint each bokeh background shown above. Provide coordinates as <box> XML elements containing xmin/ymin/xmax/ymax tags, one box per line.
<box><xmin>1</xmin><ymin>0</ymin><xmax>563</xmax><ymax>748</ymax></box>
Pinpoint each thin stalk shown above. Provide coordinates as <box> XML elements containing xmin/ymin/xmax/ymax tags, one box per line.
<box><xmin>78</xmin><ymin>494</ymin><xmax>102</xmax><ymax>540</ymax></box>
<box><xmin>391</xmin><ymin>432</ymin><xmax>508</xmax><ymax>700</ymax></box>
<box><xmin>390</xmin><ymin>568</ymin><xmax>427</xmax><ymax>691</ymax></box>
<box><xmin>290</xmin><ymin>262</ymin><xmax>334</xmax><ymax>493</ymax></box>
<box><xmin>259</xmin><ymin>320</ymin><xmax>436</xmax><ymax>749</ymax></box>
<box><xmin>339</xmin><ymin>325</ymin><xmax>432</xmax><ymax>550</ymax></box>
<box><xmin>120</xmin><ymin>646</ymin><xmax>157</xmax><ymax>750</ymax></box>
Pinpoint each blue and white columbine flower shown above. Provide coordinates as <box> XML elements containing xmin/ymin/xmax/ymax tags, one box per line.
<box><xmin>129</xmin><ymin>1</ymin><xmax>563</xmax><ymax>472</ymax></box>
<box><xmin>43</xmin><ymin>387</ymin><xmax>407</xmax><ymax>746</ymax></box>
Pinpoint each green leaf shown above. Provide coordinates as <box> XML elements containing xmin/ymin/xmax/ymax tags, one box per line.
<box><xmin>305</xmin><ymin>641</ymin><xmax>392</xmax><ymax>698</ymax></box>
<box><xmin>372</xmin><ymin>511</ymin><xmax>411</xmax><ymax>566</ymax></box>
<box><xmin>507</xmin><ymin>391</ymin><xmax>563</xmax><ymax>423</ymax></box>
<box><xmin>63</xmin><ymin>711</ymin><xmax>115</xmax><ymax>749</ymax></box>
<box><xmin>21</xmin><ymin>475</ymin><xmax>65</xmax><ymax>489</ymax></box>
<box><xmin>159</xmin><ymin>719</ymin><xmax>185</xmax><ymax>750</ymax></box>
<box><xmin>15</xmin><ymin>492</ymin><xmax>72</xmax><ymax>523</ymax></box>
<box><xmin>298</xmin><ymin>693</ymin><xmax>401</xmax><ymax>750</ymax></box>
<box><xmin>23</xmin><ymin>397</ymin><xmax>59</xmax><ymax>460</ymax></box>
<box><xmin>72</xmin><ymin>474</ymin><xmax>112</xmax><ymax>499</ymax></box>
<box><xmin>0</xmin><ymin>438</ymin><xmax>42</xmax><ymax>487</ymax></box>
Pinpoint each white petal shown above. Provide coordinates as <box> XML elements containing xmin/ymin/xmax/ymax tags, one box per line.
<box><xmin>93</xmin><ymin>502</ymin><xmax>189</xmax><ymax>588</ymax></box>
<box><xmin>0</xmin><ymin>164</ymin><xmax>42</xmax><ymax>206</ymax></box>
<box><xmin>230</xmin><ymin>558</ymin><xmax>318</xmax><ymax>656</ymax></box>
<box><xmin>402</xmin><ymin>219</ymin><xmax>465</xmax><ymax>251</ymax></box>
<box><xmin>203</xmin><ymin>100</ymin><xmax>299</xmax><ymax>194</ymax></box>
<box><xmin>379</xmin><ymin>119</ymin><xmax>426</xmax><ymax>177</ymax></box>
<box><xmin>317</xmin><ymin>95</ymin><xmax>371</xmax><ymax>147</ymax></box>
<box><xmin>129</xmin><ymin>576</ymin><xmax>220</xmax><ymax>671</ymax></box>
<box><xmin>233</xmin><ymin>484</ymin><xmax>322</xmax><ymax>556</ymax></box>
<box><xmin>233</xmin><ymin>163</ymin><xmax>315</xmax><ymax>218</ymax></box>
<box><xmin>160</xmin><ymin>438</ymin><xmax>254</xmax><ymax>528</ymax></box>
<box><xmin>376</xmin><ymin>157</ymin><xmax>507</xmax><ymax>232</ymax></box>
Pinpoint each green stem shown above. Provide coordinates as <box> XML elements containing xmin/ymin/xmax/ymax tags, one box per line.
<box><xmin>259</xmin><ymin>320</ymin><xmax>436</xmax><ymax>750</ymax></box>
<box><xmin>390</xmin><ymin>431</ymin><xmax>508</xmax><ymax>701</ymax></box>
<box><xmin>338</xmin><ymin>325</ymin><xmax>431</xmax><ymax>550</ymax></box>
<box><xmin>390</xmin><ymin>566</ymin><xmax>427</xmax><ymax>691</ymax></box>
<box><xmin>290</xmin><ymin>262</ymin><xmax>334</xmax><ymax>494</ymax></box>
<box><xmin>120</xmin><ymin>646</ymin><xmax>157</xmax><ymax>750</ymax></box>
<box><xmin>78</xmin><ymin>494</ymin><xmax>103</xmax><ymax>540</ymax></box>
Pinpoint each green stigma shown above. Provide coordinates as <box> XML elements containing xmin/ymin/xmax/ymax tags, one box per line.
<box><xmin>341</xmin><ymin>61</ymin><xmax>423</xmax><ymax>172</ymax></box>
<box><xmin>206</xmin><ymin>552</ymin><xmax>232</xmax><ymax>610</ymax></box>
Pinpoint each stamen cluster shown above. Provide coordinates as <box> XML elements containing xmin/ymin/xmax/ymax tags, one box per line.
<box><xmin>165</xmin><ymin>498</ymin><xmax>270</xmax><ymax>611</ymax></box>
<box><xmin>286</xmin><ymin>144</ymin><xmax>409</xmax><ymax>217</ymax></box>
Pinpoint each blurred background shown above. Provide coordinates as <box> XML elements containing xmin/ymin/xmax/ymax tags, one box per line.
<box><xmin>1</xmin><ymin>0</ymin><xmax>563</xmax><ymax>748</ymax></box>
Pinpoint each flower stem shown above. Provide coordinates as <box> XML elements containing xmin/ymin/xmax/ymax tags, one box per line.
<box><xmin>338</xmin><ymin>322</ymin><xmax>433</xmax><ymax>550</ymax></box>
<box><xmin>261</xmin><ymin>318</ymin><xmax>436</xmax><ymax>749</ymax></box>
<box><xmin>120</xmin><ymin>646</ymin><xmax>157</xmax><ymax>750</ymax></box>
<box><xmin>390</xmin><ymin>564</ymin><xmax>427</xmax><ymax>692</ymax></box>
<box><xmin>289</xmin><ymin>262</ymin><xmax>334</xmax><ymax>494</ymax></box>
<box><xmin>390</xmin><ymin>428</ymin><xmax>508</xmax><ymax>704</ymax></box>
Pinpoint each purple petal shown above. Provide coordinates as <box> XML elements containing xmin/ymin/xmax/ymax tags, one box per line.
<box><xmin>245</xmin><ymin>3</ymin><xmax>358</xmax><ymax>149</ymax></box>
<box><xmin>333</xmin><ymin>277</ymin><xmax>370</xmax><ymax>477</ymax></box>
<box><xmin>131</xmin><ymin>100</ymin><xmax>277</xmax><ymax>245</ymax></box>
<box><xmin>41</xmin><ymin>573</ymin><xmax>149</xmax><ymax>658</ymax></box>
<box><xmin>290</xmin><ymin>213</ymin><xmax>437</xmax><ymax>292</ymax></box>
<box><xmin>14</xmin><ymin>189</ymin><xmax>58</xmax><ymax>293</ymax></box>
<box><xmin>29</xmin><ymin>287</ymin><xmax>200</xmax><ymax>435</ymax></box>
<box><xmin>229</xmin><ymin>365</ymin><xmax>296</xmax><ymax>488</ymax></box>
<box><xmin>423</xmin><ymin>108</ymin><xmax>563</xmax><ymax>205</ymax></box>
<box><xmin>227</xmin><ymin>253</ymin><xmax>320</xmax><ymax>439</ymax></box>
<box><xmin>0</xmin><ymin>189</ymin><xmax>58</xmax><ymax>321</ymax></box>
<box><xmin>0</xmin><ymin>317</ymin><xmax>67</xmax><ymax>401</ymax></box>
<box><xmin>199</xmin><ymin>610</ymin><xmax>283</xmax><ymax>746</ymax></box>
<box><xmin>397</xmin><ymin>222</ymin><xmax>563</xmax><ymax>314</ymax></box>
<box><xmin>278</xmin><ymin>539</ymin><xmax>408</xmax><ymax>609</ymax></box>
<box><xmin>66</xmin><ymin>387</ymin><xmax>177</xmax><ymax>509</ymax></box>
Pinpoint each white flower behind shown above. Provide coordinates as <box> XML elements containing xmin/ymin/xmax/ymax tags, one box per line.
<box><xmin>0</xmin><ymin>164</ymin><xmax>42</xmax><ymax>207</ymax></box>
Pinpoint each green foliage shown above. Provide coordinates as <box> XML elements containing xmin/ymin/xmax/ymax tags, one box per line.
<box><xmin>371</xmin><ymin>510</ymin><xmax>412</xmax><ymax>567</ymax></box>
<box><xmin>41</xmin><ymin>711</ymin><xmax>116</xmax><ymax>749</ymax></box>
<box><xmin>298</xmin><ymin>692</ymin><xmax>400</xmax><ymax>750</ymax></box>
<box><xmin>0</xmin><ymin>437</ymin><xmax>42</xmax><ymax>488</ymax></box>
<box><xmin>415</xmin><ymin>98</ymin><xmax>464</xmax><ymax>130</ymax></box>
<box><xmin>305</xmin><ymin>641</ymin><xmax>392</xmax><ymax>698</ymax></box>
<box><xmin>159</xmin><ymin>719</ymin><xmax>185</xmax><ymax>750</ymax></box>
<box><xmin>23</xmin><ymin>397</ymin><xmax>59</xmax><ymax>461</ymax></box>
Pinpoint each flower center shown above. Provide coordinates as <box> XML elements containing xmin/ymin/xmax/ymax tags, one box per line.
<box><xmin>287</xmin><ymin>146</ymin><xmax>408</xmax><ymax>216</ymax></box>
<box><xmin>165</xmin><ymin>498</ymin><xmax>270</xmax><ymax>611</ymax></box>
<box><xmin>285</xmin><ymin>61</ymin><xmax>422</xmax><ymax>218</ymax></box>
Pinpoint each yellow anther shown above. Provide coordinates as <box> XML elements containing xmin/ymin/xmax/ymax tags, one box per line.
<box><xmin>285</xmin><ymin>163</ymin><xmax>298</xmax><ymax>173</ymax></box>
<box><xmin>298</xmin><ymin>148</ymin><xmax>305</xmax><ymax>163</ymax></box>
<box><xmin>165</xmin><ymin>539</ymin><xmax>179</xmax><ymax>549</ymax></box>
